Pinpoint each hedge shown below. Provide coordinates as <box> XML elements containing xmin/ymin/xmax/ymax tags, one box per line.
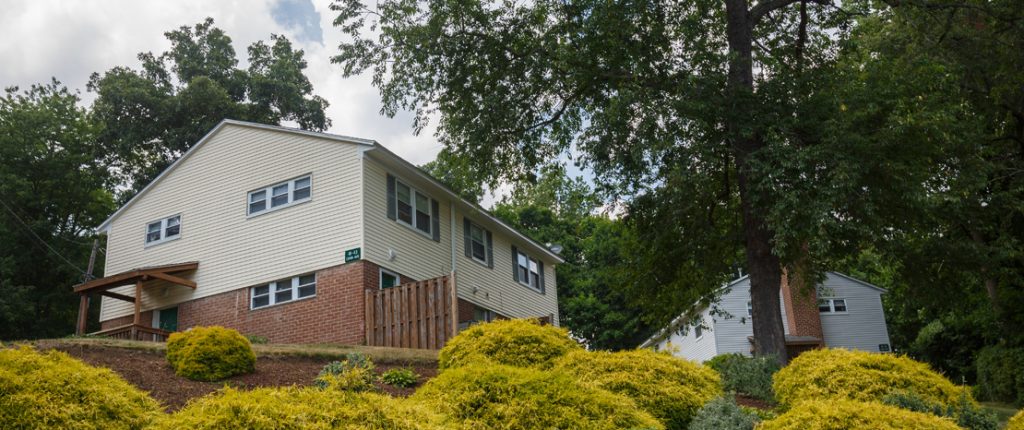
<box><xmin>1008</xmin><ymin>410</ymin><xmax>1024</xmax><ymax>430</ymax></box>
<box><xmin>975</xmin><ymin>345</ymin><xmax>1024</xmax><ymax>405</ymax></box>
<box><xmin>759</xmin><ymin>399</ymin><xmax>962</xmax><ymax>430</ymax></box>
<box><xmin>704</xmin><ymin>353</ymin><xmax>779</xmax><ymax>402</ymax></box>
<box><xmin>0</xmin><ymin>346</ymin><xmax>161</xmax><ymax>429</ymax></box>
<box><xmin>166</xmin><ymin>326</ymin><xmax>256</xmax><ymax>381</ymax></box>
<box><xmin>412</xmin><ymin>362</ymin><xmax>663</xmax><ymax>430</ymax></box>
<box><xmin>438</xmin><ymin>319</ymin><xmax>581</xmax><ymax>370</ymax></box>
<box><xmin>149</xmin><ymin>387</ymin><xmax>440</xmax><ymax>429</ymax></box>
<box><xmin>554</xmin><ymin>349</ymin><xmax>720</xmax><ymax>429</ymax></box>
<box><xmin>773</xmin><ymin>348</ymin><xmax>969</xmax><ymax>409</ymax></box>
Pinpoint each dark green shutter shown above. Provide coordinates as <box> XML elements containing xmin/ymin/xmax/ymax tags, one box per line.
<box><xmin>386</xmin><ymin>174</ymin><xmax>396</xmax><ymax>220</ymax></box>
<box><xmin>485</xmin><ymin>231</ymin><xmax>493</xmax><ymax>268</ymax></box>
<box><xmin>538</xmin><ymin>260</ymin><xmax>546</xmax><ymax>294</ymax></box>
<box><xmin>431</xmin><ymin>199</ymin><xmax>440</xmax><ymax>242</ymax></box>
<box><xmin>511</xmin><ymin>245</ymin><xmax>519</xmax><ymax>282</ymax></box>
<box><xmin>463</xmin><ymin>218</ymin><xmax>472</xmax><ymax>258</ymax></box>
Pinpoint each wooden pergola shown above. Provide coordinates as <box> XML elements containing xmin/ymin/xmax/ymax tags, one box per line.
<box><xmin>73</xmin><ymin>261</ymin><xmax>198</xmax><ymax>340</ymax></box>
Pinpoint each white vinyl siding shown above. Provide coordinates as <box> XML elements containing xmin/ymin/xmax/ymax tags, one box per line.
<box><xmin>654</xmin><ymin>308</ymin><xmax>717</xmax><ymax>363</ymax></box>
<box><xmin>709</xmin><ymin>277</ymin><xmax>791</xmax><ymax>358</ymax></box>
<box><xmin>363</xmin><ymin>155</ymin><xmax>559</xmax><ymax>324</ymax></box>
<box><xmin>100</xmin><ymin>125</ymin><xmax>363</xmax><ymax>322</ymax></box>
<box><xmin>817</xmin><ymin>274</ymin><xmax>892</xmax><ymax>352</ymax></box>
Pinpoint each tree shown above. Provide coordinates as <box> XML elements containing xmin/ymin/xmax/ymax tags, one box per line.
<box><xmin>89</xmin><ymin>18</ymin><xmax>330</xmax><ymax>197</ymax></box>
<box><xmin>330</xmin><ymin>0</ymin><xmax>885</xmax><ymax>361</ymax></box>
<box><xmin>0</xmin><ymin>80</ymin><xmax>115</xmax><ymax>339</ymax></box>
<box><xmin>488</xmin><ymin>165</ymin><xmax>650</xmax><ymax>349</ymax></box>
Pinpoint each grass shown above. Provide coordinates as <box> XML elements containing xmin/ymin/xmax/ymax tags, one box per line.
<box><xmin>29</xmin><ymin>337</ymin><xmax>438</xmax><ymax>365</ymax></box>
<box><xmin>980</xmin><ymin>401</ymin><xmax>1020</xmax><ymax>429</ymax></box>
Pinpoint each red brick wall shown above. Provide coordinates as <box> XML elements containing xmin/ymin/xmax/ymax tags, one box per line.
<box><xmin>171</xmin><ymin>261</ymin><xmax>382</xmax><ymax>344</ymax></box>
<box><xmin>780</xmin><ymin>269</ymin><xmax>824</xmax><ymax>341</ymax></box>
<box><xmin>98</xmin><ymin>260</ymin><xmax>433</xmax><ymax>344</ymax></box>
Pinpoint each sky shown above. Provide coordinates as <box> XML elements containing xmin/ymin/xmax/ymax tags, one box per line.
<box><xmin>0</xmin><ymin>0</ymin><xmax>442</xmax><ymax>164</ymax></box>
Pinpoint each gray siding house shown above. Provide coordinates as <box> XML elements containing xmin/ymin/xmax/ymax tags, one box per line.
<box><xmin>641</xmin><ymin>272</ymin><xmax>892</xmax><ymax>362</ymax></box>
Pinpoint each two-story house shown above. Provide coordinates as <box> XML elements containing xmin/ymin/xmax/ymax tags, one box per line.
<box><xmin>640</xmin><ymin>272</ymin><xmax>892</xmax><ymax>361</ymax></box>
<box><xmin>72</xmin><ymin>120</ymin><xmax>562</xmax><ymax>348</ymax></box>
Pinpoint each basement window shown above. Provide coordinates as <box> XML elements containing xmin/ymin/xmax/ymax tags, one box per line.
<box><xmin>145</xmin><ymin>215</ymin><xmax>181</xmax><ymax>246</ymax></box>
<box><xmin>251</xmin><ymin>273</ymin><xmax>317</xmax><ymax>309</ymax></box>
<box><xmin>380</xmin><ymin>269</ymin><xmax>400</xmax><ymax>289</ymax></box>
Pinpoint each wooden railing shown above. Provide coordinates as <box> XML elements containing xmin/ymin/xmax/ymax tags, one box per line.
<box><xmin>92</xmin><ymin>324</ymin><xmax>172</xmax><ymax>342</ymax></box>
<box><xmin>365</xmin><ymin>273</ymin><xmax>457</xmax><ymax>349</ymax></box>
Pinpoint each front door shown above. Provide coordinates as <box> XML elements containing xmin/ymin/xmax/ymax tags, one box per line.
<box><xmin>158</xmin><ymin>306</ymin><xmax>178</xmax><ymax>332</ymax></box>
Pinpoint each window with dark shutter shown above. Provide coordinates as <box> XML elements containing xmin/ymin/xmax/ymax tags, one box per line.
<box><xmin>389</xmin><ymin>175</ymin><xmax>436</xmax><ymax>238</ymax></box>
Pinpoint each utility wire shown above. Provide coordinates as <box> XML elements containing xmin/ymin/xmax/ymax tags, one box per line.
<box><xmin>0</xmin><ymin>198</ymin><xmax>86</xmax><ymax>275</ymax></box>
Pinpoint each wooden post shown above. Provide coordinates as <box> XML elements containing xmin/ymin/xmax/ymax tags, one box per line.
<box><xmin>75</xmin><ymin>295</ymin><xmax>89</xmax><ymax>336</ymax></box>
<box><xmin>133</xmin><ymin>280</ymin><xmax>142</xmax><ymax>325</ymax></box>
<box><xmin>74</xmin><ymin>239</ymin><xmax>100</xmax><ymax>336</ymax></box>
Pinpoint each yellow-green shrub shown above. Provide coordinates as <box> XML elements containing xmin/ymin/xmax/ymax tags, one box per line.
<box><xmin>758</xmin><ymin>399</ymin><xmax>962</xmax><ymax>430</ymax></box>
<box><xmin>554</xmin><ymin>349</ymin><xmax>721</xmax><ymax>429</ymax></box>
<box><xmin>165</xmin><ymin>326</ymin><xmax>255</xmax><ymax>381</ymax></box>
<box><xmin>438</xmin><ymin>319</ymin><xmax>581</xmax><ymax>370</ymax></box>
<box><xmin>149</xmin><ymin>387</ymin><xmax>440</xmax><ymax>429</ymax></box>
<box><xmin>0</xmin><ymin>346</ymin><xmax>161</xmax><ymax>429</ymax></box>
<box><xmin>773</xmin><ymin>348</ymin><xmax>969</xmax><ymax>409</ymax></box>
<box><xmin>1008</xmin><ymin>410</ymin><xmax>1024</xmax><ymax>430</ymax></box>
<box><xmin>412</xmin><ymin>362</ymin><xmax>663</xmax><ymax>430</ymax></box>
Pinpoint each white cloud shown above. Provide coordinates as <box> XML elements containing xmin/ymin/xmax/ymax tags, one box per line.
<box><xmin>0</xmin><ymin>0</ymin><xmax>440</xmax><ymax>165</ymax></box>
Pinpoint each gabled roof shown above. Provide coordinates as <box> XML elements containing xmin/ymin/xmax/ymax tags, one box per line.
<box><xmin>96</xmin><ymin>119</ymin><xmax>563</xmax><ymax>263</ymax></box>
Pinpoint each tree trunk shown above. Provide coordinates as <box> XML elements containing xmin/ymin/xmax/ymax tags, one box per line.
<box><xmin>724</xmin><ymin>0</ymin><xmax>789</xmax><ymax>364</ymax></box>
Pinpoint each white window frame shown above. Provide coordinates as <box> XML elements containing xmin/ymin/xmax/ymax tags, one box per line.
<box><xmin>144</xmin><ymin>214</ymin><xmax>182</xmax><ymax>247</ymax></box>
<box><xmin>694</xmin><ymin>324</ymin><xmax>704</xmax><ymax>340</ymax></box>
<box><xmin>250</xmin><ymin>273</ymin><xmax>317</xmax><ymax>309</ymax></box>
<box><xmin>394</xmin><ymin>179</ymin><xmax>432</xmax><ymax>237</ymax></box>
<box><xmin>818</xmin><ymin>298</ymin><xmax>848</xmax><ymax>314</ymax></box>
<box><xmin>516</xmin><ymin>251</ymin><xmax>542</xmax><ymax>293</ymax></box>
<box><xmin>746</xmin><ymin>301</ymin><xmax>753</xmax><ymax>317</ymax></box>
<box><xmin>247</xmin><ymin>174</ymin><xmax>313</xmax><ymax>217</ymax></box>
<box><xmin>468</xmin><ymin>222</ymin><xmax>489</xmax><ymax>266</ymax></box>
<box><xmin>379</xmin><ymin>268</ymin><xmax>401</xmax><ymax>289</ymax></box>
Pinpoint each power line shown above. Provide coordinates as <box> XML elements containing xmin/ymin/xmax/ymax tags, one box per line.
<box><xmin>0</xmin><ymin>198</ymin><xmax>86</xmax><ymax>275</ymax></box>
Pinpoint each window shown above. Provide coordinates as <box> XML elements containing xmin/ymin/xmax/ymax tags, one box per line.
<box><xmin>395</xmin><ymin>179</ymin><xmax>432</xmax><ymax>235</ymax></box>
<box><xmin>251</xmin><ymin>273</ymin><xmax>316</xmax><ymax>309</ymax></box>
<box><xmin>818</xmin><ymin>298</ymin><xmax>848</xmax><ymax>313</ymax></box>
<box><xmin>513</xmin><ymin>248</ymin><xmax>544</xmax><ymax>292</ymax></box>
<box><xmin>248</xmin><ymin>175</ymin><xmax>312</xmax><ymax>215</ymax></box>
<box><xmin>464</xmin><ymin>219</ymin><xmax>493</xmax><ymax>267</ymax></box>
<box><xmin>145</xmin><ymin>215</ymin><xmax>181</xmax><ymax>245</ymax></box>
<box><xmin>747</xmin><ymin>301</ymin><xmax>753</xmax><ymax>317</ymax></box>
<box><xmin>380</xmin><ymin>269</ymin><xmax>400</xmax><ymax>289</ymax></box>
<box><xmin>694</xmin><ymin>325</ymin><xmax>703</xmax><ymax>339</ymax></box>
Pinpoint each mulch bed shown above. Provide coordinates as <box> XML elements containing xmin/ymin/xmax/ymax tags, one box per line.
<box><xmin>735</xmin><ymin>393</ymin><xmax>774</xmax><ymax>410</ymax></box>
<box><xmin>44</xmin><ymin>343</ymin><xmax>437</xmax><ymax>411</ymax></box>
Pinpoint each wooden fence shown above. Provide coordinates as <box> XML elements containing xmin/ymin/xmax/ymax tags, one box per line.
<box><xmin>365</xmin><ymin>272</ymin><xmax>458</xmax><ymax>349</ymax></box>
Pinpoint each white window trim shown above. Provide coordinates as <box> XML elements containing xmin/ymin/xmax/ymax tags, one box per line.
<box><xmin>379</xmin><ymin>268</ymin><xmax>401</xmax><ymax>289</ymax></box>
<box><xmin>247</xmin><ymin>174</ymin><xmax>313</xmax><ymax>218</ymax></box>
<box><xmin>394</xmin><ymin>179</ymin><xmax>433</xmax><ymax>238</ymax></box>
<box><xmin>250</xmin><ymin>273</ymin><xmax>317</xmax><ymax>310</ymax></box>
<box><xmin>695</xmin><ymin>324</ymin><xmax>704</xmax><ymax>340</ymax></box>
<box><xmin>143</xmin><ymin>214</ymin><xmax>182</xmax><ymax>247</ymax></box>
<box><xmin>516</xmin><ymin>251</ymin><xmax>542</xmax><ymax>293</ymax></box>
<box><xmin>468</xmin><ymin>222</ymin><xmax>489</xmax><ymax>267</ymax></box>
<box><xmin>819</xmin><ymin>298</ymin><xmax>849</xmax><ymax>314</ymax></box>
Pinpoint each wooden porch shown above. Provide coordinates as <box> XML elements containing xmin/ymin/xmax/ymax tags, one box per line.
<box><xmin>72</xmin><ymin>261</ymin><xmax>198</xmax><ymax>339</ymax></box>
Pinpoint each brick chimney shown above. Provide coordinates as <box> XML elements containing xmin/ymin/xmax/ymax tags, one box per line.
<box><xmin>780</xmin><ymin>269</ymin><xmax>824</xmax><ymax>343</ymax></box>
